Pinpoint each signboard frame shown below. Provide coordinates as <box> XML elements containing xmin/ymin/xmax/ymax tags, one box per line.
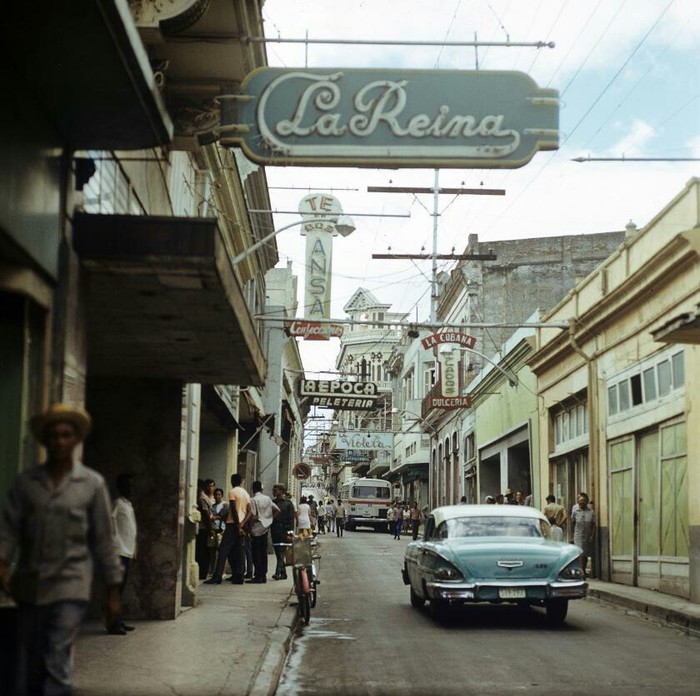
<box><xmin>220</xmin><ymin>67</ymin><xmax>559</xmax><ymax>169</ymax></box>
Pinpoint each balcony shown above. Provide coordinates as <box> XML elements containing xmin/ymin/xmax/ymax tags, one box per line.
<box><xmin>74</xmin><ymin>213</ymin><xmax>265</xmax><ymax>385</ymax></box>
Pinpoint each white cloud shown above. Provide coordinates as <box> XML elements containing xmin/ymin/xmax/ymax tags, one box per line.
<box><xmin>607</xmin><ymin>119</ymin><xmax>657</xmax><ymax>156</ymax></box>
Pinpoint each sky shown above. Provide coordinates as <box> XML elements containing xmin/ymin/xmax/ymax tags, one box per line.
<box><xmin>255</xmin><ymin>0</ymin><xmax>699</xmax><ymax>375</ymax></box>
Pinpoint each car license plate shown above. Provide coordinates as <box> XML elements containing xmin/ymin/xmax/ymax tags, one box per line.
<box><xmin>499</xmin><ymin>587</ymin><xmax>526</xmax><ymax>599</ymax></box>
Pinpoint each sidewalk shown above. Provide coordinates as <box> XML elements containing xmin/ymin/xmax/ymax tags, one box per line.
<box><xmin>587</xmin><ymin>579</ymin><xmax>700</xmax><ymax>637</ymax></box>
<box><xmin>74</xmin><ymin>578</ymin><xmax>298</xmax><ymax>696</ymax></box>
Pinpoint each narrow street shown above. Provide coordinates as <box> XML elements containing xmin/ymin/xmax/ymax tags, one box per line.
<box><xmin>278</xmin><ymin>530</ymin><xmax>700</xmax><ymax>696</ymax></box>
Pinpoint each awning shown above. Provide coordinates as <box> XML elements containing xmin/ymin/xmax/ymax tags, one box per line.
<box><xmin>367</xmin><ymin>462</ymin><xmax>390</xmax><ymax>477</ymax></box>
<box><xmin>74</xmin><ymin>212</ymin><xmax>265</xmax><ymax>385</ymax></box>
<box><xmin>3</xmin><ymin>1</ymin><xmax>172</xmax><ymax>149</ymax></box>
<box><xmin>385</xmin><ymin>462</ymin><xmax>429</xmax><ymax>485</ymax></box>
<box><xmin>201</xmin><ymin>385</ymin><xmax>242</xmax><ymax>433</ymax></box>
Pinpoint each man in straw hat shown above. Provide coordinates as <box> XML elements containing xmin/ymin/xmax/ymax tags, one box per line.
<box><xmin>0</xmin><ymin>403</ymin><xmax>124</xmax><ymax>696</ymax></box>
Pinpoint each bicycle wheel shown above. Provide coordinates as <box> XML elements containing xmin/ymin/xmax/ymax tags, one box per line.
<box><xmin>298</xmin><ymin>593</ymin><xmax>311</xmax><ymax>624</ymax></box>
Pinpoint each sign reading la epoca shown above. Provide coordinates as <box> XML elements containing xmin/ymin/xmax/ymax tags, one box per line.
<box><xmin>298</xmin><ymin>379</ymin><xmax>379</xmax><ymax>410</ymax></box>
<box><xmin>220</xmin><ymin>68</ymin><xmax>559</xmax><ymax>168</ymax></box>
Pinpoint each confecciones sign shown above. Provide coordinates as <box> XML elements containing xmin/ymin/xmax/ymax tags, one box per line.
<box><xmin>220</xmin><ymin>68</ymin><xmax>559</xmax><ymax>168</ymax></box>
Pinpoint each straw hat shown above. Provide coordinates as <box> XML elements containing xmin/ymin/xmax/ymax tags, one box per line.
<box><xmin>30</xmin><ymin>403</ymin><xmax>92</xmax><ymax>444</ymax></box>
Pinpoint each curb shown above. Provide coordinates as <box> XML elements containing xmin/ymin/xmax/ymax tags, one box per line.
<box><xmin>587</xmin><ymin>587</ymin><xmax>700</xmax><ymax>638</ymax></box>
<box><xmin>248</xmin><ymin>596</ymin><xmax>298</xmax><ymax>696</ymax></box>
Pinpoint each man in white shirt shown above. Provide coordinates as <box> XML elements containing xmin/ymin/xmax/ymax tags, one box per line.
<box><xmin>112</xmin><ymin>473</ymin><xmax>138</xmax><ymax>634</ymax></box>
<box><xmin>249</xmin><ymin>481</ymin><xmax>279</xmax><ymax>583</ymax></box>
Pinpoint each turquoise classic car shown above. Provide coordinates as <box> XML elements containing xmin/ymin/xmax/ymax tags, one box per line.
<box><xmin>402</xmin><ymin>504</ymin><xmax>587</xmax><ymax>625</ymax></box>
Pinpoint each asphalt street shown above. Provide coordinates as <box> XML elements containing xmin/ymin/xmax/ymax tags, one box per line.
<box><xmin>277</xmin><ymin>528</ymin><xmax>700</xmax><ymax>696</ymax></box>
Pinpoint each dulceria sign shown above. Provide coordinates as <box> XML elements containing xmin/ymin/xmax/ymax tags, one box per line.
<box><xmin>219</xmin><ymin>68</ymin><xmax>559</xmax><ymax>168</ymax></box>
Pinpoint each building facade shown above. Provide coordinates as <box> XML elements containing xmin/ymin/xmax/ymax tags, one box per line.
<box><xmin>0</xmin><ymin>0</ymin><xmax>288</xmax><ymax>619</ymax></box>
<box><xmin>425</xmin><ymin>230</ymin><xmax>626</xmax><ymax>509</ymax></box>
<box><xmin>335</xmin><ymin>288</ymin><xmax>406</xmax><ymax>479</ymax></box>
<box><xmin>530</xmin><ymin>179</ymin><xmax>700</xmax><ymax>601</ymax></box>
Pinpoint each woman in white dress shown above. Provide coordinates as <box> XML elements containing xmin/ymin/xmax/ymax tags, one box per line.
<box><xmin>296</xmin><ymin>495</ymin><xmax>312</xmax><ymax>539</ymax></box>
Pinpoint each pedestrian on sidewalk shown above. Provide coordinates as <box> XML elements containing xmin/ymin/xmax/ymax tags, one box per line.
<box><xmin>0</xmin><ymin>403</ymin><xmax>123</xmax><ymax>696</ymax></box>
<box><xmin>195</xmin><ymin>478</ymin><xmax>215</xmax><ymax>580</ymax></box>
<box><xmin>392</xmin><ymin>502</ymin><xmax>403</xmax><ymax>540</ymax></box>
<box><xmin>111</xmin><ymin>473</ymin><xmax>138</xmax><ymax>634</ymax></box>
<box><xmin>210</xmin><ymin>488</ymin><xmax>227</xmax><ymax>574</ymax></box>
<box><xmin>335</xmin><ymin>500</ymin><xmax>346</xmax><ymax>537</ymax></box>
<box><xmin>325</xmin><ymin>499</ymin><xmax>336</xmax><ymax>533</ymax></box>
<box><xmin>249</xmin><ymin>481</ymin><xmax>279</xmax><ymax>583</ymax></box>
<box><xmin>409</xmin><ymin>502</ymin><xmax>422</xmax><ymax>540</ymax></box>
<box><xmin>271</xmin><ymin>484</ymin><xmax>295</xmax><ymax>580</ymax></box>
<box><xmin>296</xmin><ymin>496</ymin><xmax>312</xmax><ymax>539</ymax></box>
<box><xmin>307</xmin><ymin>495</ymin><xmax>318</xmax><ymax>535</ymax></box>
<box><xmin>205</xmin><ymin>473</ymin><xmax>251</xmax><ymax>585</ymax></box>
<box><xmin>543</xmin><ymin>494</ymin><xmax>567</xmax><ymax>542</ymax></box>
<box><xmin>571</xmin><ymin>492</ymin><xmax>596</xmax><ymax>578</ymax></box>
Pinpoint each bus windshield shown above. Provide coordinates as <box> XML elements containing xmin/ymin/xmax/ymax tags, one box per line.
<box><xmin>352</xmin><ymin>485</ymin><xmax>390</xmax><ymax>500</ymax></box>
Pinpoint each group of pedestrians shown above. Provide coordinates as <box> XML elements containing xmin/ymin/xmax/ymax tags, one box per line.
<box><xmin>544</xmin><ymin>492</ymin><xmax>596</xmax><ymax>576</ymax></box>
<box><xmin>202</xmin><ymin>476</ymin><xmax>297</xmax><ymax>585</ymax></box>
<box><xmin>297</xmin><ymin>495</ymin><xmax>348</xmax><ymax>538</ymax></box>
<box><xmin>389</xmin><ymin>501</ymin><xmax>423</xmax><ymax>540</ymax></box>
<box><xmin>483</xmin><ymin>489</ymin><xmax>532</xmax><ymax>505</ymax></box>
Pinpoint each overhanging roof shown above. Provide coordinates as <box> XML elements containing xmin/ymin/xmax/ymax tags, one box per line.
<box><xmin>74</xmin><ymin>212</ymin><xmax>265</xmax><ymax>385</ymax></box>
<box><xmin>3</xmin><ymin>0</ymin><xmax>172</xmax><ymax>149</ymax></box>
<box><xmin>652</xmin><ymin>304</ymin><xmax>700</xmax><ymax>345</ymax></box>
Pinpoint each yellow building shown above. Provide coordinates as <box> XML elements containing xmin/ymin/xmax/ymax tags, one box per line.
<box><xmin>530</xmin><ymin>178</ymin><xmax>699</xmax><ymax>601</ymax></box>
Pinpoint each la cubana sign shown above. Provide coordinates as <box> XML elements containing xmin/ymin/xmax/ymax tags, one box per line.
<box><xmin>219</xmin><ymin>68</ymin><xmax>559</xmax><ymax>168</ymax></box>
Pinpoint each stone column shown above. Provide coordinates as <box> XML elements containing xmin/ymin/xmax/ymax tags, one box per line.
<box><xmin>85</xmin><ymin>377</ymin><xmax>185</xmax><ymax>619</ymax></box>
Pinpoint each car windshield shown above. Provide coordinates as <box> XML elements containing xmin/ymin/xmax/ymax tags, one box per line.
<box><xmin>441</xmin><ymin>516</ymin><xmax>551</xmax><ymax>539</ymax></box>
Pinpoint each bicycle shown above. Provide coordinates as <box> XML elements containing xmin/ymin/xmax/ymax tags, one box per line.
<box><xmin>280</xmin><ymin>535</ymin><xmax>320</xmax><ymax>624</ymax></box>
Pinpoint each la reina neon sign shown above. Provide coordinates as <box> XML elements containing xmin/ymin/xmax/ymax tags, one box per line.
<box><xmin>220</xmin><ymin>68</ymin><xmax>559</xmax><ymax>168</ymax></box>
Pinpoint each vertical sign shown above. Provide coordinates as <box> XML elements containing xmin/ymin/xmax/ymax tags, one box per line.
<box><xmin>303</xmin><ymin>223</ymin><xmax>334</xmax><ymax>321</ymax></box>
<box><xmin>438</xmin><ymin>347</ymin><xmax>459</xmax><ymax>397</ymax></box>
<box><xmin>299</xmin><ymin>194</ymin><xmax>342</xmax><ymax>329</ymax></box>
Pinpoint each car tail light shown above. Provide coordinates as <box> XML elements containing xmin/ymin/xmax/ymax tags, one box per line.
<box><xmin>434</xmin><ymin>560</ymin><xmax>464</xmax><ymax>581</ymax></box>
<box><xmin>557</xmin><ymin>558</ymin><xmax>584</xmax><ymax>581</ymax></box>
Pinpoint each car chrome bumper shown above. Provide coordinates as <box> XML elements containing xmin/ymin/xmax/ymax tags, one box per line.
<box><xmin>426</xmin><ymin>580</ymin><xmax>588</xmax><ymax>602</ymax></box>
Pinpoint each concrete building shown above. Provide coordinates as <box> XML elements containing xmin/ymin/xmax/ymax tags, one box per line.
<box><xmin>530</xmin><ymin>178</ymin><xmax>700</xmax><ymax>601</ymax></box>
<box><xmin>423</xmin><ymin>230</ymin><xmax>626</xmax><ymax>508</ymax></box>
<box><xmin>466</xmin><ymin>317</ymin><xmax>540</xmax><ymax>506</ymax></box>
<box><xmin>258</xmin><ymin>262</ymin><xmax>308</xmax><ymax>498</ymax></box>
<box><xmin>0</xmin><ymin>1</ymin><xmax>282</xmax><ymax>619</ymax></box>
<box><xmin>385</xmin><ymin>330</ymin><xmax>434</xmax><ymax>509</ymax></box>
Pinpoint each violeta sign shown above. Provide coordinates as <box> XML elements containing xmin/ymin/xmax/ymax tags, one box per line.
<box><xmin>219</xmin><ymin>68</ymin><xmax>559</xmax><ymax>168</ymax></box>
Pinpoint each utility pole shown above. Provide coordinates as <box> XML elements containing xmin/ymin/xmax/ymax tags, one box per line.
<box><xmin>369</xmin><ymin>171</ymin><xmax>504</xmax><ymax>322</ymax></box>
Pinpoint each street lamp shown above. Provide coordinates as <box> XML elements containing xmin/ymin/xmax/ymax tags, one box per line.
<box><xmin>441</xmin><ymin>345</ymin><xmax>519</xmax><ymax>387</ymax></box>
<box><xmin>391</xmin><ymin>408</ymin><xmax>436</xmax><ymax>435</ymax></box>
<box><xmin>230</xmin><ymin>215</ymin><xmax>355</xmax><ymax>267</ymax></box>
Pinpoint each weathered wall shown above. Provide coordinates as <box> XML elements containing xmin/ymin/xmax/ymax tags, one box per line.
<box><xmin>85</xmin><ymin>377</ymin><xmax>185</xmax><ymax>619</ymax></box>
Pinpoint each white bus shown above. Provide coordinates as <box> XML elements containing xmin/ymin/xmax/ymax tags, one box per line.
<box><xmin>339</xmin><ymin>477</ymin><xmax>392</xmax><ymax>532</ymax></box>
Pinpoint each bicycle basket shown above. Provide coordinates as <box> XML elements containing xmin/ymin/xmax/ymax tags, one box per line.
<box><xmin>288</xmin><ymin>537</ymin><xmax>312</xmax><ymax>565</ymax></box>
